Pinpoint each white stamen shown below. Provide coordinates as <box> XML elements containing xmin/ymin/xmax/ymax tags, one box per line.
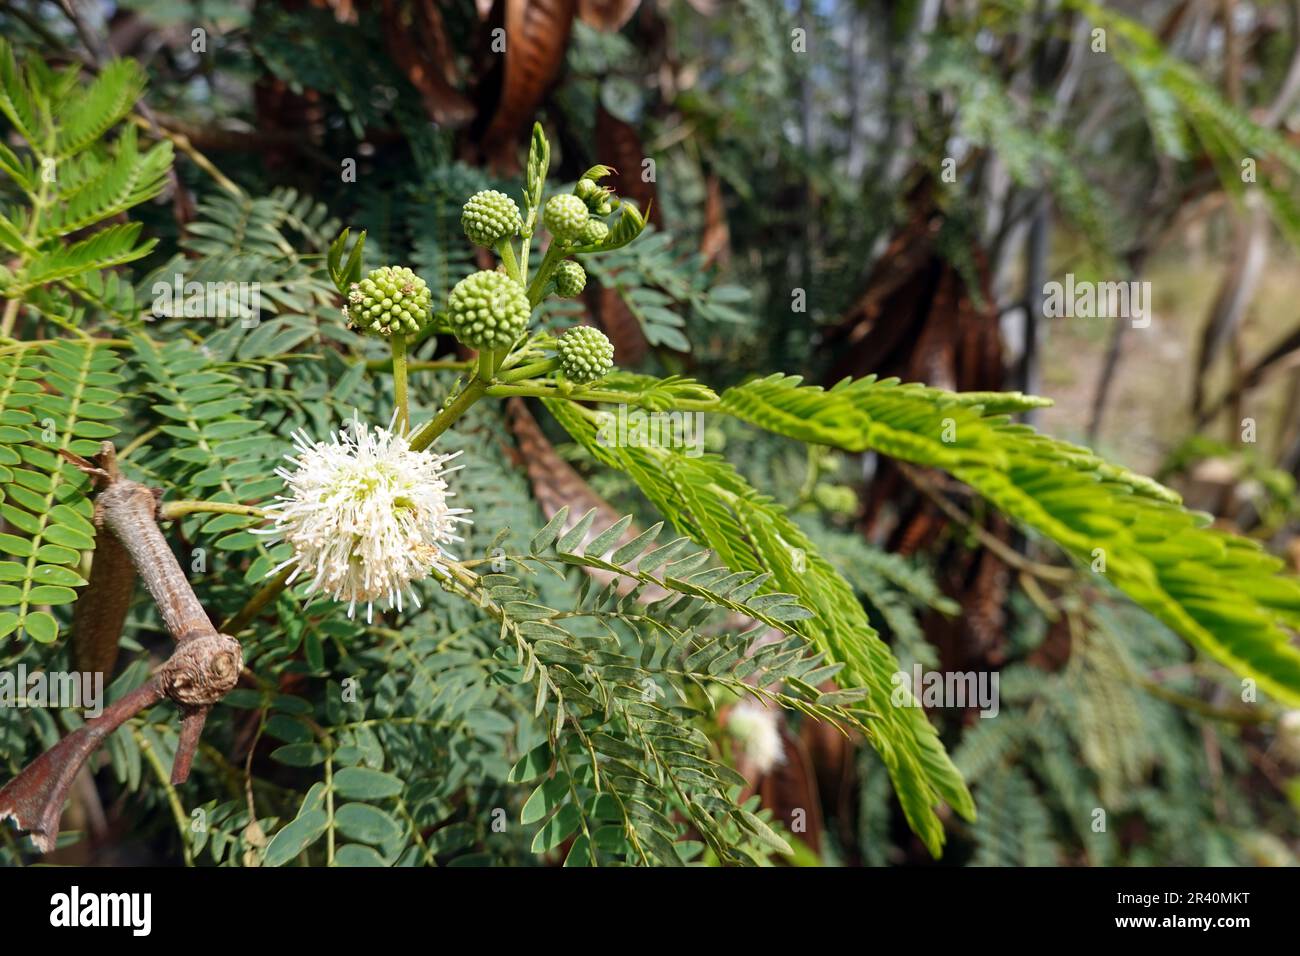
<box><xmin>262</xmin><ymin>416</ymin><xmax>473</xmax><ymax>621</ymax></box>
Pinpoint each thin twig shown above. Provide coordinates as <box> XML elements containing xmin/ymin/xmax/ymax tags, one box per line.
<box><xmin>899</xmin><ymin>463</ymin><xmax>1076</xmax><ymax>584</ymax></box>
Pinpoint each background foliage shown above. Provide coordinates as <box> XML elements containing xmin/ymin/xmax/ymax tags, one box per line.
<box><xmin>2</xmin><ymin>0</ymin><xmax>1300</xmax><ymax>867</ymax></box>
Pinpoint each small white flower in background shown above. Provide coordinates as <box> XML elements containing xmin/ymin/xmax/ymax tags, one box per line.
<box><xmin>1277</xmin><ymin>710</ymin><xmax>1300</xmax><ymax>764</ymax></box>
<box><xmin>726</xmin><ymin>699</ymin><xmax>785</xmax><ymax>775</ymax></box>
<box><xmin>260</xmin><ymin>414</ymin><xmax>472</xmax><ymax>622</ymax></box>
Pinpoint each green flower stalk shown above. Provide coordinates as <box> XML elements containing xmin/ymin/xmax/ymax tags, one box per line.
<box><xmin>344</xmin><ymin>265</ymin><xmax>432</xmax><ymax>432</ymax></box>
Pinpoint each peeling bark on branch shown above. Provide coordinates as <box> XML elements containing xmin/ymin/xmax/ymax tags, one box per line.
<box><xmin>0</xmin><ymin>443</ymin><xmax>243</xmax><ymax>853</ymax></box>
<box><xmin>70</xmin><ymin>527</ymin><xmax>133</xmax><ymax>679</ymax></box>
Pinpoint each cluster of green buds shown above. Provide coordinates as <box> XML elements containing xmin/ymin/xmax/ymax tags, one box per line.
<box><xmin>531</xmin><ymin>165</ymin><xmax>630</xmax><ymax>308</ymax></box>
<box><xmin>570</xmin><ymin>165</ymin><xmax>620</xmax><ymax>245</ymax></box>
<box><xmin>575</xmin><ymin>171</ymin><xmax>616</xmax><ymax>216</ymax></box>
<box><xmin>327</xmin><ymin>126</ymin><xmax>648</xmax><ymax>427</ymax></box>
<box><xmin>441</xmin><ymin>154</ymin><xmax>639</xmax><ymax>383</ymax></box>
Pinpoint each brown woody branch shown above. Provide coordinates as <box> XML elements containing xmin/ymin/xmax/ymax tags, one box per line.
<box><xmin>70</xmin><ymin>522</ymin><xmax>134</xmax><ymax>679</ymax></box>
<box><xmin>0</xmin><ymin>443</ymin><xmax>243</xmax><ymax>853</ymax></box>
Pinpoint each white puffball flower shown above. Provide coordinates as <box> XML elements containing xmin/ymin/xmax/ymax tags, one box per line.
<box><xmin>726</xmin><ymin>699</ymin><xmax>785</xmax><ymax>775</ymax></box>
<box><xmin>259</xmin><ymin>413</ymin><xmax>472</xmax><ymax>622</ymax></box>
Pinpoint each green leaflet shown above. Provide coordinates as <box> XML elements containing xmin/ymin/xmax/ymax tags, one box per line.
<box><xmin>42</xmin><ymin>126</ymin><xmax>172</xmax><ymax>238</ymax></box>
<box><xmin>970</xmin><ymin>765</ymin><xmax>1059</xmax><ymax>867</ymax></box>
<box><xmin>1066</xmin><ymin>0</ymin><xmax>1300</xmax><ymax>246</ymax></box>
<box><xmin>140</xmin><ymin>187</ymin><xmax>340</xmax><ymax>326</ymax></box>
<box><xmin>0</xmin><ymin>341</ymin><xmax>123</xmax><ymax>644</ymax></box>
<box><xmin>466</xmin><ymin>512</ymin><xmax>862</xmax><ymax>865</ymax></box>
<box><xmin>718</xmin><ymin>374</ymin><xmax>1300</xmax><ymax>707</ymax></box>
<box><xmin>545</xmin><ymin>398</ymin><xmax>976</xmax><ymax>858</ymax></box>
<box><xmin>126</xmin><ymin>332</ymin><xmax>282</xmax><ymax>556</ymax></box>
<box><xmin>0</xmin><ymin>39</ymin><xmax>170</xmax><ymax>306</ymax></box>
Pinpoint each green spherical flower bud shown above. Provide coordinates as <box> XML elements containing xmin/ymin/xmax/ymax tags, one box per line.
<box><xmin>544</xmin><ymin>194</ymin><xmax>590</xmax><ymax>241</ymax></box>
<box><xmin>447</xmin><ymin>270</ymin><xmax>531</xmax><ymax>350</ymax></box>
<box><xmin>344</xmin><ymin>265</ymin><xmax>431</xmax><ymax>337</ymax></box>
<box><xmin>462</xmin><ymin>189</ymin><xmax>523</xmax><ymax>247</ymax></box>
<box><xmin>556</xmin><ymin>326</ymin><xmax>614</xmax><ymax>384</ymax></box>
<box><xmin>579</xmin><ymin>219</ymin><xmax>610</xmax><ymax>246</ymax></box>
<box><xmin>554</xmin><ymin>260</ymin><xmax>586</xmax><ymax>298</ymax></box>
<box><xmin>813</xmin><ymin>483</ymin><xmax>859</xmax><ymax>516</ymax></box>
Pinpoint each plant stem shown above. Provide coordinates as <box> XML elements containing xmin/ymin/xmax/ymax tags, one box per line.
<box><xmin>116</xmin><ymin>426</ymin><xmax>160</xmax><ymax>461</ymax></box>
<box><xmin>130</xmin><ymin>113</ymin><xmax>244</xmax><ymax>198</ymax></box>
<box><xmin>526</xmin><ymin>241</ymin><xmax>567</xmax><ymax>306</ymax></box>
<box><xmin>137</xmin><ymin>727</ymin><xmax>196</xmax><ymax>866</ymax></box>
<box><xmin>0</xmin><ymin>444</ymin><xmax>245</xmax><ymax>852</ymax></box>
<box><xmin>898</xmin><ymin>463</ymin><xmax>1076</xmax><ymax>584</ymax></box>
<box><xmin>365</xmin><ymin>357</ymin><xmax>469</xmax><ymax>374</ymax></box>
<box><xmin>160</xmin><ymin>500</ymin><xmax>268</xmax><ymax>521</ymax></box>
<box><xmin>0</xmin><ymin>299</ymin><xmax>20</xmax><ymax>339</ymax></box>
<box><xmin>71</xmin><ymin>521</ymin><xmax>134</xmax><ymax>678</ymax></box>
<box><xmin>223</xmin><ymin>565</ymin><xmax>294</xmax><ymax>635</ymax></box>
<box><xmin>497</xmin><ymin>239</ymin><xmax>522</xmax><ymax>285</ymax></box>
<box><xmin>1132</xmin><ymin>676</ymin><xmax>1270</xmax><ymax>725</ymax></box>
<box><xmin>520</xmin><ymin>197</ymin><xmax>541</xmax><ymax>281</ymax></box>
<box><xmin>392</xmin><ymin>333</ymin><xmax>410</xmax><ymax>433</ymax></box>
<box><xmin>0</xmin><ymin>138</ymin><xmax>53</xmax><ymax>338</ymax></box>
<box><xmin>484</xmin><ymin>384</ymin><xmax>553</xmax><ymax>399</ymax></box>
<box><xmin>795</xmin><ymin>444</ymin><xmax>822</xmax><ymax>505</ymax></box>
<box><xmin>499</xmin><ymin>358</ymin><xmax>560</xmax><ymax>384</ymax></box>
<box><xmin>0</xmin><ymin>336</ymin><xmax>128</xmax><ymax>354</ymax></box>
<box><xmin>92</xmin><ymin>457</ymin><xmax>224</xmax><ymax>643</ymax></box>
<box><xmin>408</xmin><ymin>376</ymin><xmax>490</xmax><ymax>453</ymax></box>
<box><xmin>484</xmin><ymin>382</ymin><xmax>715</xmax><ymax>411</ymax></box>
<box><xmin>324</xmin><ymin>750</ymin><xmax>336</xmax><ymax>866</ymax></box>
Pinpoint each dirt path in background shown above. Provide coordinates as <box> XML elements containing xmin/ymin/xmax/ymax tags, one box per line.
<box><xmin>1036</xmin><ymin>312</ymin><xmax>1191</xmax><ymax>475</ymax></box>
